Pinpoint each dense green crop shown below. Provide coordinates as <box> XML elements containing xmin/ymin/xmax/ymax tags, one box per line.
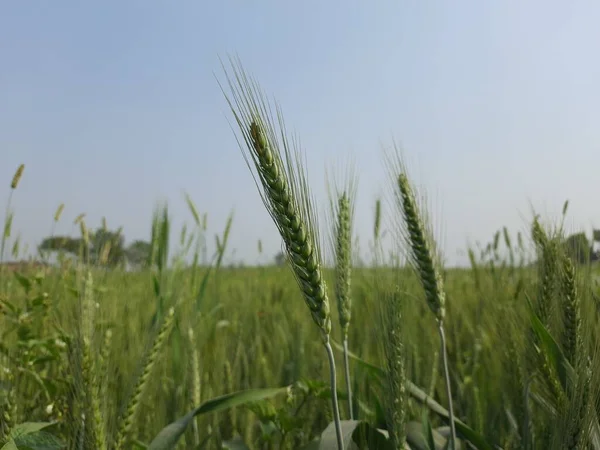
<box><xmin>2</xmin><ymin>67</ymin><xmax>600</xmax><ymax>449</ymax></box>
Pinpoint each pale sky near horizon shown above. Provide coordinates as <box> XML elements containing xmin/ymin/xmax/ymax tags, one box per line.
<box><xmin>2</xmin><ymin>1</ymin><xmax>600</xmax><ymax>267</ymax></box>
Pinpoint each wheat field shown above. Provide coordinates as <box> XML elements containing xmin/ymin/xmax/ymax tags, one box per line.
<box><xmin>2</xmin><ymin>63</ymin><xmax>600</xmax><ymax>450</ymax></box>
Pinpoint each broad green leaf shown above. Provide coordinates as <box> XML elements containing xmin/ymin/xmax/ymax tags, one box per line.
<box><xmin>8</xmin><ymin>423</ymin><xmax>55</xmax><ymax>439</ymax></box>
<box><xmin>406</xmin><ymin>381</ymin><xmax>485</xmax><ymax>449</ymax></box>
<box><xmin>319</xmin><ymin>420</ymin><xmax>361</xmax><ymax>450</ymax></box>
<box><xmin>422</xmin><ymin>411</ymin><xmax>438</xmax><ymax>450</ymax></box>
<box><xmin>221</xmin><ymin>436</ymin><xmax>251</xmax><ymax>450</ymax></box>
<box><xmin>1</xmin><ymin>423</ymin><xmax>62</xmax><ymax>450</ymax></box>
<box><xmin>13</xmin><ymin>430</ymin><xmax>65</xmax><ymax>450</ymax></box>
<box><xmin>351</xmin><ymin>421</ymin><xmax>392</xmax><ymax>450</ymax></box>
<box><xmin>297</xmin><ymin>440</ymin><xmax>320</xmax><ymax>450</ymax></box>
<box><xmin>0</xmin><ymin>440</ymin><xmax>18</xmax><ymax>450</ymax></box>
<box><xmin>527</xmin><ymin>296</ymin><xmax>575</xmax><ymax>390</ymax></box>
<box><xmin>406</xmin><ymin>421</ymin><xmax>449</xmax><ymax>450</ymax></box>
<box><xmin>147</xmin><ymin>386</ymin><xmax>288</xmax><ymax>450</ymax></box>
<box><xmin>318</xmin><ymin>420</ymin><xmax>392</xmax><ymax>450</ymax></box>
<box><xmin>331</xmin><ymin>341</ymin><xmax>385</xmax><ymax>383</ymax></box>
<box><xmin>332</xmin><ymin>342</ymin><xmax>495</xmax><ymax>450</ymax></box>
<box><xmin>433</xmin><ymin>425</ymin><xmax>463</xmax><ymax>450</ymax></box>
<box><xmin>12</xmin><ymin>272</ymin><xmax>31</xmax><ymax>293</ymax></box>
<box><xmin>590</xmin><ymin>417</ymin><xmax>600</xmax><ymax>450</ymax></box>
<box><xmin>435</xmin><ymin>427</ymin><xmax>463</xmax><ymax>450</ymax></box>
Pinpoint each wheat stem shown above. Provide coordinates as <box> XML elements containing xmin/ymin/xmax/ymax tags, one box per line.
<box><xmin>342</xmin><ymin>337</ymin><xmax>354</xmax><ymax>420</ymax></box>
<box><xmin>324</xmin><ymin>337</ymin><xmax>344</xmax><ymax>450</ymax></box>
<box><xmin>380</xmin><ymin>287</ymin><xmax>407</xmax><ymax>449</ymax></box>
<box><xmin>328</xmin><ymin>176</ymin><xmax>357</xmax><ymax>420</ymax></box>
<box><xmin>438</xmin><ymin>324</ymin><xmax>457</xmax><ymax>449</ymax></box>
<box><xmin>392</xmin><ymin>157</ymin><xmax>456</xmax><ymax>448</ymax></box>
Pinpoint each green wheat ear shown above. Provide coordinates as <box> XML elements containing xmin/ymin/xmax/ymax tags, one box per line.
<box><xmin>387</xmin><ymin>147</ymin><xmax>456</xmax><ymax>448</ymax></box>
<box><xmin>219</xmin><ymin>56</ymin><xmax>344</xmax><ymax>450</ymax></box>
<box><xmin>326</xmin><ymin>161</ymin><xmax>358</xmax><ymax>420</ymax></box>
<box><xmin>10</xmin><ymin>164</ymin><xmax>25</xmax><ymax>190</ymax></box>
<box><xmin>374</xmin><ymin>198</ymin><xmax>382</xmax><ymax>243</ymax></box>
<box><xmin>396</xmin><ymin>172</ymin><xmax>445</xmax><ymax>322</ymax></box>
<box><xmin>79</xmin><ymin>271</ymin><xmax>107</xmax><ymax>450</ymax></box>
<box><xmin>335</xmin><ymin>193</ymin><xmax>352</xmax><ymax>333</ymax></box>
<box><xmin>560</xmin><ymin>254</ymin><xmax>581</xmax><ymax>368</ymax></box>
<box><xmin>115</xmin><ymin>307</ymin><xmax>175</xmax><ymax>449</ymax></box>
<box><xmin>380</xmin><ymin>287</ymin><xmax>407</xmax><ymax>449</ymax></box>
<box><xmin>327</xmin><ymin>163</ymin><xmax>358</xmax><ymax>340</ymax></box>
<box><xmin>532</xmin><ymin>216</ymin><xmax>559</xmax><ymax>326</ymax></box>
<box><xmin>220</xmin><ymin>59</ymin><xmax>331</xmax><ymax>339</ymax></box>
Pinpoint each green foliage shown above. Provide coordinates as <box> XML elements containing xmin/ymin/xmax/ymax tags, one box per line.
<box><xmin>274</xmin><ymin>252</ymin><xmax>286</xmax><ymax>267</ymax></box>
<box><xmin>125</xmin><ymin>240</ymin><xmax>153</xmax><ymax>269</ymax></box>
<box><xmin>38</xmin><ymin>228</ymin><xmax>151</xmax><ymax>269</ymax></box>
<box><xmin>563</xmin><ymin>232</ymin><xmax>591</xmax><ymax>264</ymax></box>
<box><xmin>147</xmin><ymin>387</ymin><xmax>289</xmax><ymax>450</ymax></box>
<box><xmin>5</xmin><ymin>209</ymin><xmax>600</xmax><ymax>449</ymax></box>
<box><xmin>5</xmin><ymin>131</ymin><xmax>600</xmax><ymax>450</ymax></box>
<box><xmin>0</xmin><ymin>422</ymin><xmax>62</xmax><ymax>450</ymax></box>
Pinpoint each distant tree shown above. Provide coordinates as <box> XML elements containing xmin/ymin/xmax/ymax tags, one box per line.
<box><xmin>593</xmin><ymin>229</ymin><xmax>600</xmax><ymax>262</ymax></box>
<box><xmin>39</xmin><ymin>227</ymin><xmax>150</xmax><ymax>269</ymax></box>
<box><xmin>563</xmin><ymin>232</ymin><xmax>592</xmax><ymax>264</ymax></box>
<box><xmin>38</xmin><ymin>236</ymin><xmax>82</xmax><ymax>255</ymax></box>
<box><xmin>91</xmin><ymin>228</ymin><xmax>126</xmax><ymax>266</ymax></box>
<box><xmin>274</xmin><ymin>251</ymin><xmax>286</xmax><ymax>267</ymax></box>
<box><xmin>125</xmin><ymin>240</ymin><xmax>152</xmax><ymax>269</ymax></box>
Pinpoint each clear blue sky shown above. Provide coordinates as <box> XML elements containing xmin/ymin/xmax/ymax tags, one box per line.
<box><xmin>2</xmin><ymin>0</ymin><xmax>600</xmax><ymax>267</ymax></box>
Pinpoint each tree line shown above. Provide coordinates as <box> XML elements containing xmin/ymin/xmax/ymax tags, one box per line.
<box><xmin>38</xmin><ymin>227</ymin><xmax>151</xmax><ymax>269</ymax></box>
<box><xmin>37</xmin><ymin>226</ymin><xmax>600</xmax><ymax>269</ymax></box>
<box><xmin>563</xmin><ymin>229</ymin><xmax>600</xmax><ymax>264</ymax></box>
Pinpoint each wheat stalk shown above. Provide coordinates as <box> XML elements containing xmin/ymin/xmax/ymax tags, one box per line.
<box><xmin>532</xmin><ymin>217</ymin><xmax>558</xmax><ymax>326</ymax></box>
<box><xmin>219</xmin><ymin>57</ymin><xmax>343</xmax><ymax>450</ymax></box>
<box><xmin>560</xmin><ymin>255</ymin><xmax>581</xmax><ymax>368</ymax></box>
<box><xmin>374</xmin><ymin>198</ymin><xmax>382</xmax><ymax>243</ymax></box>
<box><xmin>556</xmin><ymin>247</ymin><xmax>595</xmax><ymax>449</ymax></box>
<box><xmin>187</xmin><ymin>327</ymin><xmax>202</xmax><ymax>446</ymax></box>
<box><xmin>395</xmin><ymin>172</ymin><xmax>446</xmax><ymax>322</ymax></box>
<box><xmin>115</xmin><ymin>306</ymin><xmax>176</xmax><ymax>449</ymax></box>
<box><xmin>380</xmin><ymin>287</ymin><xmax>407</xmax><ymax>449</ymax></box>
<box><xmin>388</xmin><ymin>148</ymin><xmax>456</xmax><ymax>448</ymax></box>
<box><xmin>530</xmin><ymin>219</ymin><xmax>566</xmax><ymax>405</ymax></box>
<box><xmin>327</xmin><ymin>162</ymin><xmax>357</xmax><ymax>420</ymax></box>
<box><xmin>79</xmin><ymin>271</ymin><xmax>107</xmax><ymax>450</ymax></box>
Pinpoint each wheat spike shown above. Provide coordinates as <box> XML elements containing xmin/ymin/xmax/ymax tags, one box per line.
<box><xmin>115</xmin><ymin>307</ymin><xmax>176</xmax><ymax>449</ymax></box>
<box><xmin>10</xmin><ymin>164</ymin><xmax>24</xmax><ymax>190</ymax></box>
<box><xmin>380</xmin><ymin>287</ymin><xmax>407</xmax><ymax>449</ymax></box>
<box><xmin>389</xmin><ymin>148</ymin><xmax>455</xmax><ymax>448</ymax></box>
<box><xmin>396</xmin><ymin>172</ymin><xmax>445</xmax><ymax>322</ymax></box>
<box><xmin>560</xmin><ymin>255</ymin><xmax>581</xmax><ymax>368</ymax></box>
<box><xmin>79</xmin><ymin>271</ymin><xmax>107</xmax><ymax>450</ymax></box>
<box><xmin>220</xmin><ymin>59</ymin><xmax>330</xmax><ymax>338</ymax></box>
<box><xmin>220</xmin><ymin>56</ymin><xmax>343</xmax><ymax>449</ymax></box>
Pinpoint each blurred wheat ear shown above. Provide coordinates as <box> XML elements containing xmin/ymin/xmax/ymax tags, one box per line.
<box><xmin>2</xmin><ymin>164</ymin><xmax>25</xmax><ymax>264</ymax></box>
<box><xmin>326</xmin><ymin>161</ymin><xmax>358</xmax><ymax>420</ymax></box>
